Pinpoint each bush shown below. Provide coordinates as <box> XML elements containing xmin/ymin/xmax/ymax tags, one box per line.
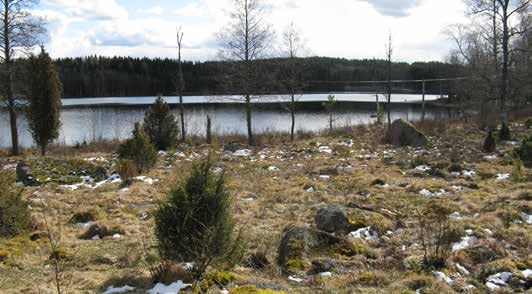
<box><xmin>499</xmin><ymin>123</ymin><xmax>511</xmax><ymax>141</ymax></box>
<box><xmin>118</xmin><ymin>122</ymin><xmax>158</xmax><ymax>173</ymax></box>
<box><xmin>0</xmin><ymin>171</ymin><xmax>30</xmax><ymax>237</ymax></box>
<box><xmin>69</xmin><ymin>209</ymin><xmax>98</xmax><ymax>224</ymax></box>
<box><xmin>154</xmin><ymin>156</ymin><xmax>239</xmax><ymax>279</ymax></box>
<box><xmin>116</xmin><ymin>159</ymin><xmax>138</xmax><ymax>186</ymax></box>
<box><xmin>515</xmin><ymin>135</ymin><xmax>532</xmax><ymax>167</ymax></box>
<box><xmin>482</xmin><ymin>130</ymin><xmax>496</xmax><ymax>153</ymax></box>
<box><xmin>415</xmin><ymin>201</ymin><xmax>463</xmax><ymax>268</ymax></box>
<box><xmin>143</xmin><ymin>95</ymin><xmax>179</xmax><ymax>150</ymax></box>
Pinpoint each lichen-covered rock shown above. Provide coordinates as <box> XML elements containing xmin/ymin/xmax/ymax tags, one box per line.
<box><xmin>16</xmin><ymin>161</ymin><xmax>33</xmax><ymax>185</ymax></box>
<box><xmin>315</xmin><ymin>205</ymin><xmax>351</xmax><ymax>233</ymax></box>
<box><xmin>277</xmin><ymin>226</ymin><xmax>357</xmax><ymax>274</ymax></box>
<box><xmin>386</xmin><ymin>119</ymin><xmax>428</xmax><ymax>147</ymax></box>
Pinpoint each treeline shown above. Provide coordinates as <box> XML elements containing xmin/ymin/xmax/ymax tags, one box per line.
<box><xmin>53</xmin><ymin>56</ymin><xmax>461</xmax><ymax>98</ymax></box>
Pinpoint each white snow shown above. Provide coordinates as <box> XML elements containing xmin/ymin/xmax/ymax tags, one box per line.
<box><xmin>433</xmin><ymin>271</ymin><xmax>453</xmax><ymax>285</ymax></box>
<box><xmin>462</xmin><ymin>170</ymin><xmax>476</xmax><ymax>177</ymax></box>
<box><xmin>306</xmin><ymin>187</ymin><xmax>315</xmax><ymax>193</ymax></box>
<box><xmin>496</xmin><ymin>173</ymin><xmax>510</xmax><ymax>180</ymax></box>
<box><xmin>521</xmin><ymin>269</ymin><xmax>531</xmax><ymax>278</ymax></box>
<box><xmin>419</xmin><ymin>189</ymin><xmax>446</xmax><ymax>197</ymax></box>
<box><xmin>452</xmin><ymin>236</ymin><xmax>478</xmax><ymax>251</ymax></box>
<box><xmin>483</xmin><ymin>154</ymin><xmax>497</xmax><ymax>160</ymax></box>
<box><xmin>146</xmin><ymin>281</ymin><xmax>191</xmax><ymax>294</ymax></box>
<box><xmin>415</xmin><ymin>165</ymin><xmax>431</xmax><ymax>171</ymax></box>
<box><xmin>233</xmin><ymin>149</ymin><xmax>252</xmax><ymax>157</ymax></box>
<box><xmin>92</xmin><ymin>235</ymin><xmax>101</xmax><ymax>241</ymax></box>
<box><xmin>450</xmin><ymin>212</ymin><xmax>462</xmax><ymax>219</ymax></box>
<box><xmin>102</xmin><ymin>285</ymin><xmax>135</xmax><ymax>294</ymax></box>
<box><xmin>319</xmin><ymin>272</ymin><xmax>332</xmax><ymax>277</ymax></box>
<box><xmin>112</xmin><ymin>234</ymin><xmax>121</xmax><ymax>239</ymax></box>
<box><xmin>134</xmin><ymin>176</ymin><xmax>159</xmax><ymax>185</ymax></box>
<box><xmin>456</xmin><ymin>263</ymin><xmax>470</xmax><ymax>276</ymax></box>
<box><xmin>288</xmin><ymin>276</ymin><xmax>304</xmax><ymax>283</ymax></box>
<box><xmin>77</xmin><ymin>221</ymin><xmax>93</xmax><ymax>228</ymax></box>
<box><xmin>318</xmin><ymin>146</ymin><xmax>332</xmax><ymax>154</ymax></box>
<box><xmin>521</xmin><ymin>212</ymin><xmax>532</xmax><ymax>224</ymax></box>
<box><xmin>319</xmin><ymin>175</ymin><xmax>330</xmax><ymax>179</ymax></box>
<box><xmin>348</xmin><ymin>227</ymin><xmax>378</xmax><ymax>241</ymax></box>
<box><xmin>485</xmin><ymin>272</ymin><xmax>512</xmax><ymax>290</ymax></box>
<box><xmin>267</xmin><ymin>166</ymin><xmax>280</xmax><ymax>172</ymax></box>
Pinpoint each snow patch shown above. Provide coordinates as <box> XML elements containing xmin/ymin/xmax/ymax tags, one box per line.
<box><xmin>348</xmin><ymin>227</ymin><xmax>378</xmax><ymax>241</ymax></box>
<box><xmin>433</xmin><ymin>271</ymin><xmax>453</xmax><ymax>285</ymax></box>
<box><xmin>102</xmin><ymin>285</ymin><xmax>135</xmax><ymax>294</ymax></box>
<box><xmin>452</xmin><ymin>236</ymin><xmax>478</xmax><ymax>251</ymax></box>
<box><xmin>146</xmin><ymin>281</ymin><xmax>191</xmax><ymax>294</ymax></box>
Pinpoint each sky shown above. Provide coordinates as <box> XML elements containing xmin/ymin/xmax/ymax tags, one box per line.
<box><xmin>34</xmin><ymin>0</ymin><xmax>469</xmax><ymax>63</ymax></box>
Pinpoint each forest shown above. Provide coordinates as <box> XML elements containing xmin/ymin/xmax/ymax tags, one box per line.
<box><xmin>53</xmin><ymin>56</ymin><xmax>462</xmax><ymax>98</ymax></box>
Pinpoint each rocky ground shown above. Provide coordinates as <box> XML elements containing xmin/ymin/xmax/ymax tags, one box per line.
<box><xmin>0</xmin><ymin>118</ymin><xmax>530</xmax><ymax>294</ymax></box>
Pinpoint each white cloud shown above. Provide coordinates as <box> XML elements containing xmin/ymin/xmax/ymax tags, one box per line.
<box><xmin>38</xmin><ymin>0</ymin><xmax>467</xmax><ymax>62</ymax></box>
<box><xmin>137</xmin><ymin>6</ymin><xmax>164</xmax><ymax>15</ymax></box>
<box><xmin>43</xmin><ymin>0</ymin><xmax>127</xmax><ymax>20</ymax></box>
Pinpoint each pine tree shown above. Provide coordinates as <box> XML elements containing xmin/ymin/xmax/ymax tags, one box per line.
<box><xmin>26</xmin><ymin>46</ymin><xmax>62</xmax><ymax>155</ymax></box>
<box><xmin>118</xmin><ymin>122</ymin><xmax>158</xmax><ymax>173</ymax></box>
<box><xmin>143</xmin><ymin>95</ymin><xmax>178</xmax><ymax>150</ymax></box>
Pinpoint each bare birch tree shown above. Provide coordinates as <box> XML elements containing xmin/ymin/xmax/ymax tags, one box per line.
<box><xmin>454</xmin><ymin>0</ymin><xmax>530</xmax><ymax>134</ymax></box>
<box><xmin>0</xmin><ymin>0</ymin><xmax>46</xmax><ymax>155</ymax></box>
<box><xmin>218</xmin><ymin>0</ymin><xmax>273</xmax><ymax>146</ymax></box>
<box><xmin>280</xmin><ymin>22</ymin><xmax>307</xmax><ymax>142</ymax></box>
<box><xmin>176</xmin><ymin>27</ymin><xmax>186</xmax><ymax>143</ymax></box>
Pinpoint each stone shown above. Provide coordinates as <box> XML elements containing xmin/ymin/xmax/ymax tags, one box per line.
<box><xmin>315</xmin><ymin>205</ymin><xmax>351</xmax><ymax>233</ymax></box>
<box><xmin>16</xmin><ymin>161</ymin><xmax>32</xmax><ymax>185</ymax></box>
<box><xmin>308</xmin><ymin>258</ymin><xmax>337</xmax><ymax>275</ymax></box>
<box><xmin>386</xmin><ymin>119</ymin><xmax>428</xmax><ymax>147</ymax></box>
<box><xmin>277</xmin><ymin>226</ymin><xmax>356</xmax><ymax>274</ymax></box>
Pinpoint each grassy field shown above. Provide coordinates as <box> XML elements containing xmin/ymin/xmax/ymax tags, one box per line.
<box><xmin>0</xmin><ymin>117</ymin><xmax>530</xmax><ymax>293</ymax></box>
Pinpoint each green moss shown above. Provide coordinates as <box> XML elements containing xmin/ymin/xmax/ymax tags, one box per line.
<box><xmin>230</xmin><ymin>285</ymin><xmax>284</xmax><ymax>294</ymax></box>
<box><xmin>0</xmin><ymin>250</ymin><xmax>9</xmax><ymax>262</ymax></box>
<box><xmin>201</xmin><ymin>270</ymin><xmax>242</xmax><ymax>291</ymax></box>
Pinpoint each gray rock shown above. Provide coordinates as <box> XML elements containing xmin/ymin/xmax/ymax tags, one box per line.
<box><xmin>16</xmin><ymin>161</ymin><xmax>32</xmax><ymax>185</ymax></box>
<box><xmin>386</xmin><ymin>119</ymin><xmax>428</xmax><ymax>147</ymax></box>
<box><xmin>315</xmin><ymin>205</ymin><xmax>351</xmax><ymax>233</ymax></box>
<box><xmin>277</xmin><ymin>226</ymin><xmax>356</xmax><ymax>273</ymax></box>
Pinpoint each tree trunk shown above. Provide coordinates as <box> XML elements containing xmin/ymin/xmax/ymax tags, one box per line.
<box><xmin>179</xmin><ymin>95</ymin><xmax>185</xmax><ymax>142</ymax></box>
<box><xmin>206</xmin><ymin>115</ymin><xmax>212</xmax><ymax>145</ymax></box>
<box><xmin>290</xmin><ymin>93</ymin><xmax>295</xmax><ymax>142</ymax></box>
<box><xmin>246</xmin><ymin>94</ymin><xmax>254</xmax><ymax>146</ymax></box>
<box><xmin>41</xmin><ymin>144</ymin><xmax>46</xmax><ymax>156</ymax></box>
<box><xmin>3</xmin><ymin>3</ymin><xmax>19</xmax><ymax>156</ymax></box>
<box><xmin>329</xmin><ymin>113</ymin><xmax>333</xmax><ymax>133</ymax></box>
<box><xmin>500</xmin><ymin>2</ymin><xmax>510</xmax><ymax>128</ymax></box>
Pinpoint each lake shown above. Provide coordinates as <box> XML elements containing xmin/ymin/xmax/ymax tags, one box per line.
<box><xmin>0</xmin><ymin>93</ymin><xmax>454</xmax><ymax>148</ymax></box>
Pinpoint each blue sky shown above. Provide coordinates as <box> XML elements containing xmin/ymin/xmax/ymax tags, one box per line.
<box><xmin>34</xmin><ymin>0</ymin><xmax>468</xmax><ymax>62</ymax></box>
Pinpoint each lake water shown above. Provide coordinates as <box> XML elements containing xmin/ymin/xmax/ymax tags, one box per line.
<box><xmin>0</xmin><ymin>93</ymin><xmax>453</xmax><ymax>148</ymax></box>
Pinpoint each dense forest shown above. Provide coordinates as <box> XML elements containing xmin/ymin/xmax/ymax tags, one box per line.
<box><xmin>53</xmin><ymin>56</ymin><xmax>462</xmax><ymax>98</ymax></box>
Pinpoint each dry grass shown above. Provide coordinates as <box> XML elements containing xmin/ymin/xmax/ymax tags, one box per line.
<box><xmin>0</xmin><ymin>116</ymin><xmax>530</xmax><ymax>293</ymax></box>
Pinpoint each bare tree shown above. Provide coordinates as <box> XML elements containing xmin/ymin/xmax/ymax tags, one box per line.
<box><xmin>457</xmin><ymin>0</ymin><xmax>530</xmax><ymax>132</ymax></box>
<box><xmin>280</xmin><ymin>22</ymin><xmax>307</xmax><ymax>142</ymax></box>
<box><xmin>0</xmin><ymin>0</ymin><xmax>46</xmax><ymax>155</ymax></box>
<box><xmin>385</xmin><ymin>31</ymin><xmax>393</xmax><ymax>127</ymax></box>
<box><xmin>218</xmin><ymin>0</ymin><xmax>273</xmax><ymax>146</ymax></box>
<box><xmin>176</xmin><ymin>27</ymin><xmax>186</xmax><ymax>143</ymax></box>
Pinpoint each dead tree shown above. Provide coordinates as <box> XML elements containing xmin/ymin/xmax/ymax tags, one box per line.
<box><xmin>0</xmin><ymin>0</ymin><xmax>46</xmax><ymax>155</ymax></box>
<box><xmin>385</xmin><ymin>32</ymin><xmax>393</xmax><ymax>127</ymax></box>
<box><xmin>218</xmin><ymin>0</ymin><xmax>273</xmax><ymax>146</ymax></box>
<box><xmin>176</xmin><ymin>27</ymin><xmax>186</xmax><ymax>143</ymax></box>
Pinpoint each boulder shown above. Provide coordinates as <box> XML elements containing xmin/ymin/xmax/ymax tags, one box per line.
<box><xmin>277</xmin><ymin>226</ymin><xmax>356</xmax><ymax>274</ymax></box>
<box><xmin>386</xmin><ymin>119</ymin><xmax>428</xmax><ymax>147</ymax></box>
<box><xmin>16</xmin><ymin>161</ymin><xmax>32</xmax><ymax>185</ymax></box>
<box><xmin>315</xmin><ymin>205</ymin><xmax>352</xmax><ymax>233</ymax></box>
